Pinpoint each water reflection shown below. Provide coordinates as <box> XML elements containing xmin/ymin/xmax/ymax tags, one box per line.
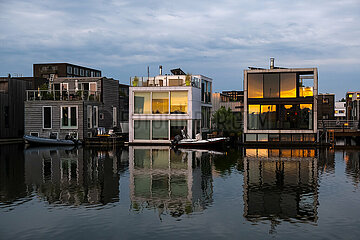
<box><xmin>23</xmin><ymin>146</ymin><xmax>126</xmax><ymax>206</ymax></box>
<box><xmin>129</xmin><ymin>146</ymin><xmax>217</xmax><ymax>217</ymax></box>
<box><xmin>344</xmin><ymin>151</ymin><xmax>360</xmax><ymax>188</ymax></box>
<box><xmin>243</xmin><ymin>148</ymin><xmax>318</xmax><ymax>225</ymax></box>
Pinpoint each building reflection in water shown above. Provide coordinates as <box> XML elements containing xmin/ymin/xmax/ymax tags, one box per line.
<box><xmin>129</xmin><ymin>146</ymin><xmax>214</xmax><ymax>218</ymax></box>
<box><xmin>344</xmin><ymin>151</ymin><xmax>360</xmax><ymax>188</ymax></box>
<box><xmin>24</xmin><ymin>146</ymin><xmax>126</xmax><ymax>206</ymax></box>
<box><xmin>243</xmin><ymin>148</ymin><xmax>318</xmax><ymax>226</ymax></box>
<box><xmin>0</xmin><ymin>144</ymin><xmax>27</xmax><ymax>204</ymax></box>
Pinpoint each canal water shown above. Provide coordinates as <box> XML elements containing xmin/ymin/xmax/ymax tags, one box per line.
<box><xmin>0</xmin><ymin>144</ymin><xmax>359</xmax><ymax>239</ymax></box>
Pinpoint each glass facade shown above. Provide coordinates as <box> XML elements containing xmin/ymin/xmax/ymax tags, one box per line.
<box><xmin>134</xmin><ymin>120</ymin><xmax>150</xmax><ymax>140</ymax></box>
<box><xmin>134</xmin><ymin>92</ymin><xmax>151</xmax><ymax>114</ymax></box>
<box><xmin>248</xmin><ymin>104</ymin><xmax>313</xmax><ymax>130</ymax></box>
<box><xmin>170</xmin><ymin>120</ymin><xmax>187</xmax><ymax>139</ymax></box>
<box><xmin>280</xmin><ymin>73</ymin><xmax>296</xmax><ymax>98</ymax></box>
<box><xmin>170</xmin><ymin>91</ymin><xmax>188</xmax><ymax>114</ymax></box>
<box><xmin>152</xmin><ymin>120</ymin><xmax>169</xmax><ymax>140</ymax></box>
<box><xmin>152</xmin><ymin>92</ymin><xmax>169</xmax><ymax>114</ymax></box>
<box><xmin>248</xmin><ymin>74</ymin><xmax>263</xmax><ymax>98</ymax></box>
<box><xmin>263</xmin><ymin>74</ymin><xmax>279</xmax><ymax>98</ymax></box>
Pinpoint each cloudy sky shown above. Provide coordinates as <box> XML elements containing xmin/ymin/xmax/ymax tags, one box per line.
<box><xmin>1</xmin><ymin>0</ymin><xmax>359</xmax><ymax>99</ymax></box>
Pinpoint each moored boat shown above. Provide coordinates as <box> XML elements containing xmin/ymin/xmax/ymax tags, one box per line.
<box><xmin>24</xmin><ymin>135</ymin><xmax>81</xmax><ymax>146</ymax></box>
<box><xmin>172</xmin><ymin>136</ymin><xmax>230</xmax><ymax>148</ymax></box>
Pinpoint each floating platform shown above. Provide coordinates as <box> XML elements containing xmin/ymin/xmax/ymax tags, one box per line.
<box><xmin>84</xmin><ymin>136</ymin><xmax>125</xmax><ymax>146</ymax></box>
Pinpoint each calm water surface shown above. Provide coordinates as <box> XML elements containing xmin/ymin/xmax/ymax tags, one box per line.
<box><xmin>0</xmin><ymin>144</ymin><xmax>359</xmax><ymax>239</ymax></box>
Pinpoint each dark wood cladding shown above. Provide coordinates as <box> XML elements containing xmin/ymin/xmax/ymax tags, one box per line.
<box><xmin>0</xmin><ymin>78</ymin><xmax>33</xmax><ymax>139</ymax></box>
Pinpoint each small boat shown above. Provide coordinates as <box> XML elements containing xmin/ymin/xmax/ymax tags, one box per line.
<box><xmin>24</xmin><ymin>135</ymin><xmax>81</xmax><ymax>146</ymax></box>
<box><xmin>172</xmin><ymin>135</ymin><xmax>230</xmax><ymax>148</ymax></box>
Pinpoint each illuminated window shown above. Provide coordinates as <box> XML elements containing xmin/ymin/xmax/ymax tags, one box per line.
<box><xmin>134</xmin><ymin>92</ymin><xmax>151</xmax><ymax>114</ymax></box>
<box><xmin>280</xmin><ymin>73</ymin><xmax>296</xmax><ymax>98</ymax></box>
<box><xmin>264</xmin><ymin>74</ymin><xmax>279</xmax><ymax>98</ymax></box>
<box><xmin>170</xmin><ymin>91</ymin><xmax>188</xmax><ymax>114</ymax></box>
<box><xmin>152</xmin><ymin>92</ymin><xmax>169</xmax><ymax>114</ymax></box>
<box><xmin>248</xmin><ymin>74</ymin><xmax>263</xmax><ymax>98</ymax></box>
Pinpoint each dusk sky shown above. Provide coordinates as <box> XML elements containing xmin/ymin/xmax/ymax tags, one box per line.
<box><xmin>1</xmin><ymin>0</ymin><xmax>359</xmax><ymax>99</ymax></box>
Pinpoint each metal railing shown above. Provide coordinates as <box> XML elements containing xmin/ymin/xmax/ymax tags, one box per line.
<box><xmin>130</xmin><ymin>76</ymin><xmax>201</xmax><ymax>88</ymax></box>
<box><xmin>318</xmin><ymin>120</ymin><xmax>359</xmax><ymax>130</ymax></box>
<box><xmin>26</xmin><ymin>90</ymin><xmax>101</xmax><ymax>101</ymax></box>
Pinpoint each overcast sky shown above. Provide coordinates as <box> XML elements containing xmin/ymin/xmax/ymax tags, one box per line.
<box><xmin>1</xmin><ymin>0</ymin><xmax>359</xmax><ymax>99</ymax></box>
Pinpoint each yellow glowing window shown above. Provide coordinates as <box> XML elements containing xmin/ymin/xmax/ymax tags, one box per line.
<box><xmin>280</xmin><ymin>73</ymin><xmax>296</xmax><ymax>98</ymax></box>
<box><xmin>248</xmin><ymin>74</ymin><xmax>263</xmax><ymax>98</ymax></box>
<box><xmin>349</xmin><ymin>94</ymin><xmax>353</xmax><ymax>98</ymax></box>
<box><xmin>300</xmin><ymin>104</ymin><xmax>312</xmax><ymax>110</ymax></box>
<box><xmin>300</xmin><ymin>87</ymin><xmax>313</xmax><ymax>97</ymax></box>
<box><xmin>152</xmin><ymin>92</ymin><xmax>169</xmax><ymax>114</ymax></box>
<box><xmin>284</xmin><ymin>105</ymin><xmax>292</xmax><ymax>109</ymax></box>
<box><xmin>170</xmin><ymin>91</ymin><xmax>188</xmax><ymax>114</ymax></box>
<box><xmin>248</xmin><ymin>105</ymin><xmax>260</xmax><ymax>114</ymax></box>
<box><xmin>261</xmin><ymin>105</ymin><xmax>276</xmax><ymax>113</ymax></box>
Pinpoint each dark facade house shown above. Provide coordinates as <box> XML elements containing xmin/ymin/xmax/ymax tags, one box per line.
<box><xmin>24</xmin><ymin>76</ymin><xmax>120</xmax><ymax>140</ymax></box>
<box><xmin>0</xmin><ymin>77</ymin><xmax>46</xmax><ymax>139</ymax></box>
<box><xmin>346</xmin><ymin>92</ymin><xmax>360</xmax><ymax>121</ymax></box>
<box><xmin>243</xmin><ymin>61</ymin><xmax>318</xmax><ymax>143</ymax></box>
<box><xmin>317</xmin><ymin>93</ymin><xmax>335</xmax><ymax>120</ymax></box>
<box><xmin>33</xmin><ymin>63</ymin><xmax>101</xmax><ymax>79</ymax></box>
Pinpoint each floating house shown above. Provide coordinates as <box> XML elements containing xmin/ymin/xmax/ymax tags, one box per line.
<box><xmin>243</xmin><ymin>59</ymin><xmax>318</xmax><ymax>143</ymax></box>
<box><xmin>24</xmin><ymin>76</ymin><xmax>121</xmax><ymax>140</ymax></box>
<box><xmin>128</xmin><ymin>67</ymin><xmax>212</xmax><ymax>144</ymax></box>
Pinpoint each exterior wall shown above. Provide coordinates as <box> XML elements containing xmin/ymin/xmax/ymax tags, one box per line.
<box><xmin>335</xmin><ymin>102</ymin><xmax>346</xmax><ymax>120</ymax></box>
<box><xmin>317</xmin><ymin>94</ymin><xmax>335</xmax><ymax>120</ymax></box>
<box><xmin>0</xmin><ymin>78</ymin><xmax>32</xmax><ymax>139</ymax></box>
<box><xmin>243</xmin><ymin>68</ymin><xmax>318</xmax><ymax>142</ymax></box>
<box><xmin>129</xmin><ymin>86</ymin><xmax>200</xmax><ymax>143</ymax></box>
<box><xmin>100</xmin><ymin>78</ymin><xmax>120</xmax><ymax>130</ymax></box>
<box><xmin>25</xmin><ymin>101</ymin><xmax>84</xmax><ymax>139</ymax></box>
<box><xmin>34</xmin><ymin>63</ymin><xmax>101</xmax><ymax>79</ymax></box>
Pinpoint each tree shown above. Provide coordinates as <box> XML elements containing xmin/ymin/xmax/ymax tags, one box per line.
<box><xmin>211</xmin><ymin>107</ymin><xmax>241</xmax><ymax>135</ymax></box>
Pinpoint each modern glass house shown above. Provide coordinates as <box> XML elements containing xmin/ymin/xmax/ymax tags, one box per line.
<box><xmin>243</xmin><ymin>63</ymin><xmax>318</xmax><ymax>143</ymax></box>
<box><xmin>128</xmin><ymin>68</ymin><xmax>212</xmax><ymax>144</ymax></box>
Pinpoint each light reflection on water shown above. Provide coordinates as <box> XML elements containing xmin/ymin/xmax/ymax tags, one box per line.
<box><xmin>0</xmin><ymin>144</ymin><xmax>360</xmax><ymax>239</ymax></box>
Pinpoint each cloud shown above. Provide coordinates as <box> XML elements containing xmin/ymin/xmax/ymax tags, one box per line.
<box><xmin>0</xmin><ymin>0</ymin><xmax>359</xmax><ymax>97</ymax></box>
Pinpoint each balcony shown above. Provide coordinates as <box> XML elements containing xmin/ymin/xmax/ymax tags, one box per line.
<box><xmin>130</xmin><ymin>76</ymin><xmax>200</xmax><ymax>88</ymax></box>
<box><xmin>26</xmin><ymin>90</ymin><xmax>101</xmax><ymax>101</ymax></box>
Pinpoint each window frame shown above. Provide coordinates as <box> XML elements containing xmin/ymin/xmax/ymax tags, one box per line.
<box><xmin>61</xmin><ymin>105</ymin><xmax>78</xmax><ymax>129</ymax></box>
<box><xmin>42</xmin><ymin>106</ymin><xmax>52</xmax><ymax>129</ymax></box>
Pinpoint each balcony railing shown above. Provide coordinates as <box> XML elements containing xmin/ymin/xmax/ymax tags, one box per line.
<box><xmin>130</xmin><ymin>76</ymin><xmax>200</xmax><ymax>88</ymax></box>
<box><xmin>26</xmin><ymin>90</ymin><xmax>101</xmax><ymax>101</ymax></box>
<box><xmin>318</xmin><ymin>120</ymin><xmax>359</xmax><ymax>130</ymax></box>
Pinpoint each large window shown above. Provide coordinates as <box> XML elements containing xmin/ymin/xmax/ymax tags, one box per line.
<box><xmin>152</xmin><ymin>120</ymin><xmax>169</xmax><ymax>140</ymax></box>
<box><xmin>152</xmin><ymin>92</ymin><xmax>169</xmax><ymax>114</ymax></box>
<box><xmin>61</xmin><ymin>106</ymin><xmax>77</xmax><ymax>129</ymax></box>
<box><xmin>42</xmin><ymin>106</ymin><xmax>52</xmax><ymax>129</ymax></box>
<box><xmin>263</xmin><ymin>74</ymin><xmax>279</xmax><ymax>98</ymax></box>
<box><xmin>170</xmin><ymin>120</ymin><xmax>187</xmax><ymax>139</ymax></box>
<box><xmin>248</xmin><ymin>104</ymin><xmax>313</xmax><ymax>130</ymax></box>
<box><xmin>134</xmin><ymin>92</ymin><xmax>151</xmax><ymax>114</ymax></box>
<box><xmin>248</xmin><ymin>74</ymin><xmax>263</xmax><ymax>98</ymax></box>
<box><xmin>170</xmin><ymin>91</ymin><xmax>188</xmax><ymax>114</ymax></box>
<box><xmin>93</xmin><ymin>106</ymin><xmax>98</xmax><ymax>128</ymax></box>
<box><xmin>280</xmin><ymin>73</ymin><xmax>296</xmax><ymax>98</ymax></box>
<box><xmin>134</xmin><ymin>120</ymin><xmax>150</xmax><ymax>140</ymax></box>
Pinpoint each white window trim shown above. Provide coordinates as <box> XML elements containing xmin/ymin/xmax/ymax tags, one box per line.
<box><xmin>113</xmin><ymin>107</ymin><xmax>117</xmax><ymax>127</ymax></box>
<box><xmin>93</xmin><ymin>106</ymin><xmax>99</xmax><ymax>128</ymax></box>
<box><xmin>61</xmin><ymin>105</ymin><xmax>78</xmax><ymax>129</ymax></box>
<box><xmin>61</xmin><ymin>83</ymin><xmax>69</xmax><ymax>90</ymax></box>
<box><xmin>30</xmin><ymin>132</ymin><xmax>39</xmax><ymax>137</ymax></box>
<box><xmin>87</xmin><ymin>105</ymin><xmax>92</xmax><ymax>129</ymax></box>
<box><xmin>42</xmin><ymin>106</ymin><xmax>52</xmax><ymax>129</ymax></box>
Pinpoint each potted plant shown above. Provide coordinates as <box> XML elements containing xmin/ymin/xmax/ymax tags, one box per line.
<box><xmin>132</xmin><ymin>76</ymin><xmax>139</xmax><ymax>87</ymax></box>
<box><xmin>185</xmin><ymin>73</ymin><xmax>191</xmax><ymax>86</ymax></box>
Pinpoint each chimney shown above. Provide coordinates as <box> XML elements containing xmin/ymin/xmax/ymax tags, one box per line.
<box><xmin>159</xmin><ymin>65</ymin><xmax>163</xmax><ymax>75</ymax></box>
<box><xmin>270</xmin><ymin>58</ymin><xmax>275</xmax><ymax>69</ymax></box>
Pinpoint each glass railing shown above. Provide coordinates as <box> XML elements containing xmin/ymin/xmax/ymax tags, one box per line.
<box><xmin>26</xmin><ymin>90</ymin><xmax>101</xmax><ymax>101</ymax></box>
<box><xmin>130</xmin><ymin>76</ymin><xmax>200</xmax><ymax>88</ymax></box>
